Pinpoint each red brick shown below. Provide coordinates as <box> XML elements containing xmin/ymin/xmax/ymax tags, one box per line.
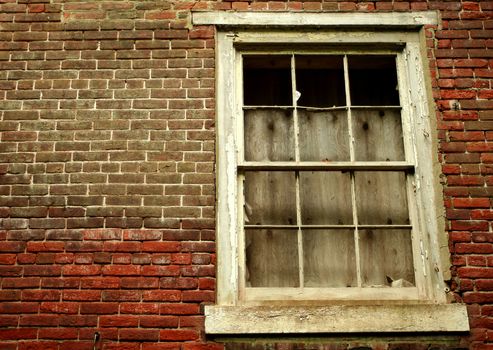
<box><xmin>58</xmin><ymin>315</ymin><xmax>98</xmax><ymax>327</ymax></box>
<box><xmin>464</xmin><ymin>292</ymin><xmax>493</xmax><ymax>303</ymax></box>
<box><xmin>80</xmin><ymin>302</ymin><xmax>119</xmax><ymax>315</ymax></box>
<box><xmin>142</xmin><ymin>242</ymin><xmax>181</xmax><ymax>252</ymax></box>
<box><xmin>19</xmin><ymin>315</ymin><xmax>59</xmax><ymax>326</ymax></box>
<box><xmin>38</xmin><ymin>328</ymin><xmax>78</xmax><ymax>340</ymax></box>
<box><xmin>62</xmin><ymin>290</ymin><xmax>101</xmax><ymax>301</ymax></box>
<box><xmin>22</xmin><ymin>290</ymin><xmax>60</xmax><ymax>301</ymax></box>
<box><xmin>62</xmin><ymin>265</ymin><xmax>101</xmax><ymax>276</ymax></box>
<box><xmin>100</xmin><ymin>315</ymin><xmax>139</xmax><ymax>328</ymax></box>
<box><xmin>119</xmin><ymin>329</ymin><xmax>159</xmax><ymax>341</ymax></box>
<box><xmin>0</xmin><ymin>329</ymin><xmax>37</xmax><ymax>340</ymax></box>
<box><xmin>134</xmin><ymin>287</ymin><xmax>173</xmax><ymax>305</ymax></box>
<box><xmin>102</xmin><ymin>290</ymin><xmax>141</xmax><ymax>302</ymax></box>
<box><xmin>39</xmin><ymin>302</ymin><xmax>79</xmax><ymax>314</ymax></box>
<box><xmin>139</xmin><ymin>315</ymin><xmax>179</xmax><ymax>328</ymax></box>
<box><xmin>160</xmin><ymin>303</ymin><xmax>200</xmax><ymax>315</ymax></box>
<box><xmin>454</xmin><ymin>198</ymin><xmax>491</xmax><ymax>208</ymax></box>
<box><xmin>456</xmin><ymin>243</ymin><xmax>493</xmax><ymax>254</ymax></box>
<box><xmin>459</xmin><ymin>267</ymin><xmax>493</xmax><ymax>278</ymax></box>
<box><xmin>160</xmin><ymin>329</ymin><xmax>199</xmax><ymax>341</ymax></box>
<box><xmin>80</xmin><ymin>277</ymin><xmax>120</xmax><ymax>289</ymax></box>
<box><xmin>451</xmin><ymin>220</ymin><xmax>489</xmax><ymax>231</ymax></box>
<box><xmin>2</xmin><ymin>277</ymin><xmax>40</xmax><ymax>289</ymax></box>
<box><xmin>102</xmin><ymin>265</ymin><xmax>140</xmax><ymax>276</ymax></box>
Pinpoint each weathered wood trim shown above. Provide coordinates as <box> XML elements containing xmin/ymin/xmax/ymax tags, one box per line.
<box><xmin>192</xmin><ymin>11</ymin><xmax>439</xmax><ymax>28</ymax></box>
<box><xmin>205</xmin><ymin>304</ymin><xmax>469</xmax><ymax>334</ymax></box>
<box><xmin>244</xmin><ymin>287</ymin><xmax>420</xmax><ymax>302</ymax></box>
<box><xmin>238</xmin><ymin>161</ymin><xmax>415</xmax><ymax>171</ymax></box>
<box><xmin>216</xmin><ymin>31</ymin><xmax>238</xmax><ymax>305</ymax></box>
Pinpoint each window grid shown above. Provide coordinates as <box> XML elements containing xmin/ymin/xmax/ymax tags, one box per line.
<box><xmin>240</xmin><ymin>51</ymin><xmax>418</xmax><ymax>290</ymax></box>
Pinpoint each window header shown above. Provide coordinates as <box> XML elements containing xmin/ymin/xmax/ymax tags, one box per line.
<box><xmin>192</xmin><ymin>11</ymin><xmax>439</xmax><ymax>28</ymax></box>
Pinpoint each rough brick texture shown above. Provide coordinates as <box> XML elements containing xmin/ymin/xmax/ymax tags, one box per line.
<box><xmin>0</xmin><ymin>0</ymin><xmax>491</xmax><ymax>349</ymax></box>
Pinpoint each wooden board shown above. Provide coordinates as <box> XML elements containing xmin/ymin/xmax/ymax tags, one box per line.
<box><xmin>245</xmin><ymin>229</ymin><xmax>299</xmax><ymax>287</ymax></box>
<box><xmin>299</xmin><ymin>171</ymin><xmax>352</xmax><ymax>225</ymax></box>
<box><xmin>244</xmin><ymin>109</ymin><xmax>295</xmax><ymax>161</ymax></box>
<box><xmin>244</xmin><ymin>171</ymin><xmax>297</xmax><ymax>225</ymax></box>
<box><xmin>303</xmin><ymin>229</ymin><xmax>357</xmax><ymax>287</ymax></box>
<box><xmin>352</xmin><ymin>108</ymin><xmax>405</xmax><ymax>161</ymax></box>
<box><xmin>359</xmin><ymin>229</ymin><xmax>415</xmax><ymax>287</ymax></box>
<box><xmin>298</xmin><ymin>110</ymin><xmax>350</xmax><ymax>161</ymax></box>
<box><xmin>355</xmin><ymin>171</ymin><xmax>409</xmax><ymax>225</ymax></box>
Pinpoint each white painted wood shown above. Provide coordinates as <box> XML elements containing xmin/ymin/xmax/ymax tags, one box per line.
<box><xmin>236</xmin><ymin>52</ymin><xmax>247</xmax><ymax>301</ymax></box>
<box><xmin>192</xmin><ymin>11</ymin><xmax>439</xmax><ymax>27</ymax></box>
<box><xmin>291</xmin><ymin>55</ymin><xmax>305</xmax><ymax>289</ymax></box>
<box><xmin>404</xmin><ymin>40</ymin><xmax>449</xmax><ymax>302</ymax></box>
<box><xmin>205</xmin><ymin>304</ymin><xmax>469</xmax><ymax>334</ymax></box>
<box><xmin>215</xmin><ymin>32</ymin><xmax>238</xmax><ymax>305</ymax></box>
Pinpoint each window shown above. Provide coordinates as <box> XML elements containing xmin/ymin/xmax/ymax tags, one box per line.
<box><xmin>192</xmin><ymin>11</ymin><xmax>469</xmax><ymax>334</ymax></box>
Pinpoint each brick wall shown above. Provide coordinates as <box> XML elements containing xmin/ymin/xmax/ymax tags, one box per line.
<box><xmin>0</xmin><ymin>0</ymin><xmax>492</xmax><ymax>349</ymax></box>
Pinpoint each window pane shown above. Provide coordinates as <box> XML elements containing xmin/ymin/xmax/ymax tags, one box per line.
<box><xmin>244</xmin><ymin>172</ymin><xmax>296</xmax><ymax>225</ymax></box>
<box><xmin>295</xmin><ymin>55</ymin><xmax>345</xmax><ymax>107</ymax></box>
<box><xmin>244</xmin><ymin>109</ymin><xmax>295</xmax><ymax>161</ymax></box>
<box><xmin>352</xmin><ymin>109</ymin><xmax>405</xmax><ymax>161</ymax></box>
<box><xmin>299</xmin><ymin>110</ymin><xmax>350</xmax><ymax>161</ymax></box>
<box><xmin>243</xmin><ymin>55</ymin><xmax>292</xmax><ymax>106</ymax></box>
<box><xmin>300</xmin><ymin>171</ymin><xmax>352</xmax><ymax>225</ymax></box>
<box><xmin>303</xmin><ymin>229</ymin><xmax>357</xmax><ymax>287</ymax></box>
<box><xmin>245</xmin><ymin>229</ymin><xmax>299</xmax><ymax>287</ymax></box>
<box><xmin>355</xmin><ymin>172</ymin><xmax>409</xmax><ymax>225</ymax></box>
<box><xmin>359</xmin><ymin>229</ymin><xmax>415</xmax><ymax>287</ymax></box>
<box><xmin>348</xmin><ymin>55</ymin><xmax>399</xmax><ymax>106</ymax></box>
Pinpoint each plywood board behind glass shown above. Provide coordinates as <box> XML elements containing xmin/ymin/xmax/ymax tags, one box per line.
<box><xmin>242</xmin><ymin>54</ymin><xmax>414</xmax><ymax>290</ymax></box>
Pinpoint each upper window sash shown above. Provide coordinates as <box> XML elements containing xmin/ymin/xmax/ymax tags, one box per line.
<box><xmin>237</xmin><ymin>50</ymin><xmax>416</xmax><ymax>171</ymax></box>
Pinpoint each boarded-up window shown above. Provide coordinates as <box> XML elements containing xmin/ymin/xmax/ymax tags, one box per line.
<box><xmin>241</xmin><ymin>54</ymin><xmax>416</xmax><ymax>292</ymax></box>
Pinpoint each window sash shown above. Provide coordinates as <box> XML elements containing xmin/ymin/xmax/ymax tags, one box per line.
<box><xmin>237</xmin><ymin>50</ymin><xmax>423</xmax><ymax>298</ymax></box>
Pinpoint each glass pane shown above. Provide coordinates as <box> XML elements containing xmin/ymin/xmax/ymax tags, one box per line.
<box><xmin>295</xmin><ymin>55</ymin><xmax>345</xmax><ymax>107</ymax></box>
<box><xmin>348</xmin><ymin>55</ymin><xmax>400</xmax><ymax>106</ymax></box>
<box><xmin>359</xmin><ymin>229</ymin><xmax>415</xmax><ymax>287</ymax></box>
<box><xmin>244</xmin><ymin>109</ymin><xmax>295</xmax><ymax>161</ymax></box>
<box><xmin>299</xmin><ymin>110</ymin><xmax>350</xmax><ymax>161</ymax></box>
<box><xmin>244</xmin><ymin>172</ymin><xmax>296</xmax><ymax>225</ymax></box>
<box><xmin>245</xmin><ymin>229</ymin><xmax>299</xmax><ymax>287</ymax></box>
<box><xmin>243</xmin><ymin>55</ymin><xmax>292</xmax><ymax>106</ymax></box>
<box><xmin>300</xmin><ymin>172</ymin><xmax>352</xmax><ymax>225</ymax></box>
<box><xmin>355</xmin><ymin>172</ymin><xmax>409</xmax><ymax>225</ymax></box>
<box><xmin>353</xmin><ymin>109</ymin><xmax>405</xmax><ymax>161</ymax></box>
<box><xmin>303</xmin><ymin>229</ymin><xmax>357</xmax><ymax>287</ymax></box>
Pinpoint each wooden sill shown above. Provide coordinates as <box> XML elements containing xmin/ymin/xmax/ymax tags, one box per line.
<box><xmin>204</xmin><ymin>304</ymin><xmax>469</xmax><ymax>334</ymax></box>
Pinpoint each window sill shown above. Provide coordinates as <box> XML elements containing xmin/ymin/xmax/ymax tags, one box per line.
<box><xmin>204</xmin><ymin>304</ymin><xmax>469</xmax><ymax>334</ymax></box>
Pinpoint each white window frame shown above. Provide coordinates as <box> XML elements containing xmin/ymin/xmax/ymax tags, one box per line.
<box><xmin>192</xmin><ymin>11</ymin><xmax>469</xmax><ymax>334</ymax></box>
